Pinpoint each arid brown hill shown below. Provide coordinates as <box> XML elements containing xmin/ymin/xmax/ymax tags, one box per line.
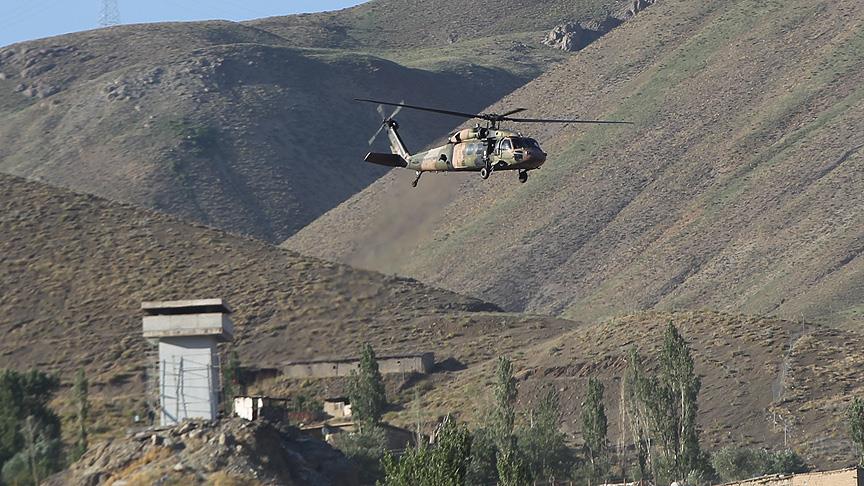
<box><xmin>287</xmin><ymin>0</ymin><xmax>864</xmax><ymax>328</ymax></box>
<box><xmin>1</xmin><ymin>174</ymin><xmax>860</xmax><ymax>469</ymax></box>
<box><xmin>395</xmin><ymin>311</ymin><xmax>864</xmax><ymax>469</ymax></box>
<box><xmin>0</xmin><ymin>0</ymin><xmax>634</xmax><ymax>242</ymax></box>
<box><xmin>0</xmin><ymin>172</ymin><xmax>572</xmax><ymax>433</ymax></box>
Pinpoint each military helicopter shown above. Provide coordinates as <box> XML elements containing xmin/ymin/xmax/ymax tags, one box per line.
<box><xmin>357</xmin><ymin>98</ymin><xmax>632</xmax><ymax>187</ymax></box>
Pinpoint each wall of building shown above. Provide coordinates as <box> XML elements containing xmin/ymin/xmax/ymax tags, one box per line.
<box><xmin>281</xmin><ymin>353</ymin><xmax>434</xmax><ymax>379</ymax></box>
<box><xmin>158</xmin><ymin>336</ymin><xmax>220</xmax><ymax>425</ymax></box>
<box><xmin>721</xmin><ymin>467</ymin><xmax>862</xmax><ymax>486</ymax></box>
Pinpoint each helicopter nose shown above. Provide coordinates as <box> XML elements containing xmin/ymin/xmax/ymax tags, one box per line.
<box><xmin>533</xmin><ymin>149</ymin><xmax>547</xmax><ymax>164</ymax></box>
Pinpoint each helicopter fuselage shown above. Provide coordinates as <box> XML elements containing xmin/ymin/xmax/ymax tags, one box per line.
<box><xmin>407</xmin><ymin>127</ymin><xmax>547</xmax><ymax>173</ymax></box>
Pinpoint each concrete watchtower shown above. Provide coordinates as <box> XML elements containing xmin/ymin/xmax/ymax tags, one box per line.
<box><xmin>142</xmin><ymin>299</ymin><xmax>234</xmax><ymax>426</ymax></box>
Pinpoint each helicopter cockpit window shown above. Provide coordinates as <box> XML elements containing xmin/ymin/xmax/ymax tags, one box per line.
<box><xmin>523</xmin><ymin>138</ymin><xmax>541</xmax><ymax>148</ymax></box>
<box><xmin>500</xmin><ymin>139</ymin><xmax>512</xmax><ymax>151</ymax></box>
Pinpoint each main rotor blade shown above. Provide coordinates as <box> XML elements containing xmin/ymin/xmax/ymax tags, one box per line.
<box><xmin>500</xmin><ymin>108</ymin><xmax>527</xmax><ymax>117</ymax></box>
<box><xmin>506</xmin><ymin>117</ymin><xmax>634</xmax><ymax>125</ymax></box>
<box><xmin>355</xmin><ymin>98</ymin><xmax>481</xmax><ymax>120</ymax></box>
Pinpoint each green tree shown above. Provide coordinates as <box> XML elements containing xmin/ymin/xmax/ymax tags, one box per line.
<box><xmin>630</xmin><ymin>323</ymin><xmax>709</xmax><ymax>483</ymax></box>
<box><xmin>847</xmin><ymin>397</ymin><xmax>864</xmax><ymax>465</ymax></box>
<box><xmin>621</xmin><ymin>348</ymin><xmax>651</xmax><ymax>481</ymax></box>
<box><xmin>380</xmin><ymin>416</ymin><xmax>472</xmax><ymax>486</ymax></box>
<box><xmin>492</xmin><ymin>357</ymin><xmax>517</xmax><ymax>449</ymax></box>
<box><xmin>69</xmin><ymin>368</ymin><xmax>89</xmax><ymax>462</ymax></box>
<box><xmin>465</xmin><ymin>426</ymin><xmax>498</xmax><ymax>486</ymax></box>
<box><xmin>766</xmin><ymin>449</ymin><xmax>808</xmax><ymax>475</ymax></box>
<box><xmin>496</xmin><ymin>440</ymin><xmax>531</xmax><ymax>486</ymax></box>
<box><xmin>0</xmin><ymin>369</ymin><xmax>61</xmax><ymax>471</ymax></box>
<box><xmin>582</xmin><ymin>378</ymin><xmax>609</xmax><ymax>485</ymax></box>
<box><xmin>1</xmin><ymin>415</ymin><xmax>63</xmax><ymax>486</ymax></box>
<box><xmin>519</xmin><ymin>388</ymin><xmax>571</xmax><ymax>482</ymax></box>
<box><xmin>222</xmin><ymin>351</ymin><xmax>241</xmax><ymax>414</ymax></box>
<box><xmin>490</xmin><ymin>357</ymin><xmax>533</xmax><ymax>486</ymax></box>
<box><xmin>711</xmin><ymin>446</ymin><xmax>809</xmax><ymax>482</ymax></box>
<box><xmin>349</xmin><ymin>344</ymin><xmax>387</xmax><ymax>428</ymax></box>
<box><xmin>332</xmin><ymin>425</ymin><xmax>388</xmax><ymax>484</ymax></box>
<box><xmin>711</xmin><ymin>446</ymin><xmax>770</xmax><ymax>482</ymax></box>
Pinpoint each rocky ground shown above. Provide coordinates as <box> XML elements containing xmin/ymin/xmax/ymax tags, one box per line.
<box><xmin>46</xmin><ymin>418</ymin><xmax>358</xmax><ymax>486</ymax></box>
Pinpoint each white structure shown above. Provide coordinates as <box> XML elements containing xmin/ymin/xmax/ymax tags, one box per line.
<box><xmin>233</xmin><ymin>396</ymin><xmax>289</xmax><ymax>422</ymax></box>
<box><xmin>323</xmin><ymin>397</ymin><xmax>352</xmax><ymax>419</ymax></box>
<box><xmin>142</xmin><ymin>299</ymin><xmax>234</xmax><ymax>426</ymax></box>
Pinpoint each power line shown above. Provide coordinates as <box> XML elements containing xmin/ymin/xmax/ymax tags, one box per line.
<box><xmin>99</xmin><ymin>0</ymin><xmax>120</xmax><ymax>27</ymax></box>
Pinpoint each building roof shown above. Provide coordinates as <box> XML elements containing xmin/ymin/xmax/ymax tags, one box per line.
<box><xmin>141</xmin><ymin>299</ymin><xmax>232</xmax><ymax>314</ymax></box>
<box><xmin>282</xmin><ymin>352</ymin><xmax>433</xmax><ymax>366</ymax></box>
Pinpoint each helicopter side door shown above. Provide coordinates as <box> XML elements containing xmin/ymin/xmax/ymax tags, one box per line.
<box><xmin>452</xmin><ymin>141</ymin><xmax>485</xmax><ymax>169</ymax></box>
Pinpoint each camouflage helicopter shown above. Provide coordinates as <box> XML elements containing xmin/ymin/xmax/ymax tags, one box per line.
<box><xmin>357</xmin><ymin>98</ymin><xmax>632</xmax><ymax>187</ymax></box>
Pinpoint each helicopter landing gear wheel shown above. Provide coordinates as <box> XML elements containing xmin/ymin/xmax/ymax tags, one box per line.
<box><xmin>480</xmin><ymin>167</ymin><xmax>490</xmax><ymax>180</ymax></box>
<box><xmin>518</xmin><ymin>170</ymin><xmax>528</xmax><ymax>183</ymax></box>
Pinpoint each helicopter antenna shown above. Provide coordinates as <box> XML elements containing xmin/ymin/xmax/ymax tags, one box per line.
<box><xmin>354</xmin><ymin>98</ymin><xmax>633</xmax><ymax>129</ymax></box>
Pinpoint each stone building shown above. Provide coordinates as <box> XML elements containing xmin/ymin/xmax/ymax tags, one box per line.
<box><xmin>281</xmin><ymin>352</ymin><xmax>434</xmax><ymax>379</ymax></box>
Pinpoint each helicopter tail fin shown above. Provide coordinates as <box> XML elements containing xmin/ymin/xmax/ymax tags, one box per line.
<box><xmin>384</xmin><ymin>120</ymin><xmax>411</xmax><ymax>159</ymax></box>
<box><xmin>364</xmin><ymin>152</ymin><xmax>408</xmax><ymax>168</ymax></box>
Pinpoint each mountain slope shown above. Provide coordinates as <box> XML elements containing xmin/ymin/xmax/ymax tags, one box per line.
<box><xmin>0</xmin><ymin>0</ymin><xmax>636</xmax><ymax>242</ymax></box>
<box><xmin>0</xmin><ymin>21</ymin><xmax>528</xmax><ymax>242</ymax></box>
<box><xmin>401</xmin><ymin>311</ymin><xmax>864</xmax><ymax>468</ymax></box>
<box><xmin>286</xmin><ymin>0</ymin><xmax>864</xmax><ymax>328</ymax></box>
<box><xmin>0</xmin><ymin>172</ymin><xmax>574</xmax><ymax>434</ymax></box>
<box><xmin>2</xmin><ymin>173</ymin><xmax>861</xmax><ymax>469</ymax></box>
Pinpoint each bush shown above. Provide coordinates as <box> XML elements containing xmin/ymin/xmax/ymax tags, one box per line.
<box><xmin>766</xmin><ymin>449</ymin><xmax>808</xmax><ymax>475</ymax></box>
<box><xmin>380</xmin><ymin>417</ymin><xmax>471</xmax><ymax>486</ymax></box>
<box><xmin>711</xmin><ymin>446</ymin><xmax>808</xmax><ymax>483</ymax></box>
<box><xmin>330</xmin><ymin>425</ymin><xmax>388</xmax><ymax>484</ymax></box>
<box><xmin>1</xmin><ymin>435</ymin><xmax>63</xmax><ymax>486</ymax></box>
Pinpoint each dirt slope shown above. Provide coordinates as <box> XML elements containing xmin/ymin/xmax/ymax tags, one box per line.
<box><xmin>0</xmin><ymin>0</ymin><xmax>636</xmax><ymax>242</ymax></box>
<box><xmin>0</xmin><ymin>20</ymin><xmax>528</xmax><ymax>242</ymax></box>
<box><xmin>2</xmin><ymin>174</ymin><xmax>860</xmax><ymax>469</ymax></box>
<box><xmin>287</xmin><ymin>0</ymin><xmax>864</xmax><ymax>328</ymax></box>
<box><xmin>400</xmin><ymin>311</ymin><xmax>864</xmax><ymax>468</ymax></box>
<box><xmin>0</xmin><ymin>172</ymin><xmax>574</xmax><ymax>435</ymax></box>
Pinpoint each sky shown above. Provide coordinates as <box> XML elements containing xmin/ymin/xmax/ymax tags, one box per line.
<box><xmin>0</xmin><ymin>0</ymin><xmax>365</xmax><ymax>47</ymax></box>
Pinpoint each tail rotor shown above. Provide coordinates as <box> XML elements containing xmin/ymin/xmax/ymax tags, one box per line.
<box><xmin>367</xmin><ymin>101</ymin><xmax>403</xmax><ymax>146</ymax></box>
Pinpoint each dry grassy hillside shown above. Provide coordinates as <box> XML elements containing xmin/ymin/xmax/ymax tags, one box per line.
<box><xmin>0</xmin><ymin>18</ymin><xmax>539</xmax><ymax>242</ymax></box>
<box><xmin>248</xmin><ymin>0</ymin><xmax>628</xmax><ymax>50</ymax></box>
<box><xmin>0</xmin><ymin>173</ymin><xmax>575</xmax><ymax>434</ymax></box>
<box><xmin>0</xmin><ymin>0</ymin><xmax>639</xmax><ymax>243</ymax></box>
<box><xmin>287</xmin><ymin>0</ymin><xmax>864</xmax><ymax>328</ymax></box>
<box><xmin>394</xmin><ymin>311</ymin><xmax>864</xmax><ymax>468</ymax></box>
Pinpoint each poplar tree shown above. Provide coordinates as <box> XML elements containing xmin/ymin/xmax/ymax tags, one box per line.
<box><xmin>847</xmin><ymin>397</ymin><xmax>864</xmax><ymax>465</ymax></box>
<box><xmin>519</xmin><ymin>388</ymin><xmax>570</xmax><ymax>482</ymax></box>
<box><xmin>638</xmin><ymin>322</ymin><xmax>707</xmax><ymax>483</ymax></box>
<box><xmin>349</xmin><ymin>344</ymin><xmax>387</xmax><ymax>428</ymax></box>
<box><xmin>621</xmin><ymin>348</ymin><xmax>651</xmax><ymax>480</ymax></box>
<box><xmin>582</xmin><ymin>377</ymin><xmax>608</xmax><ymax>484</ymax></box>
<box><xmin>70</xmin><ymin>368</ymin><xmax>89</xmax><ymax>461</ymax></box>
<box><xmin>492</xmin><ymin>357</ymin><xmax>517</xmax><ymax>448</ymax></box>
<box><xmin>222</xmin><ymin>351</ymin><xmax>241</xmax><ymax>414</ymax></box>
<box><xmin>492</xmin><ymin>357</ymin><xmax>531</xmax><ymax>486</ymax></box>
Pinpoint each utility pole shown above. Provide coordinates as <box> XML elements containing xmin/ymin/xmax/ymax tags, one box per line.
<box><xmin>99</xmin><ymin>0</ymin><xmax>120</xmax><ymax>27</ymax></box>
